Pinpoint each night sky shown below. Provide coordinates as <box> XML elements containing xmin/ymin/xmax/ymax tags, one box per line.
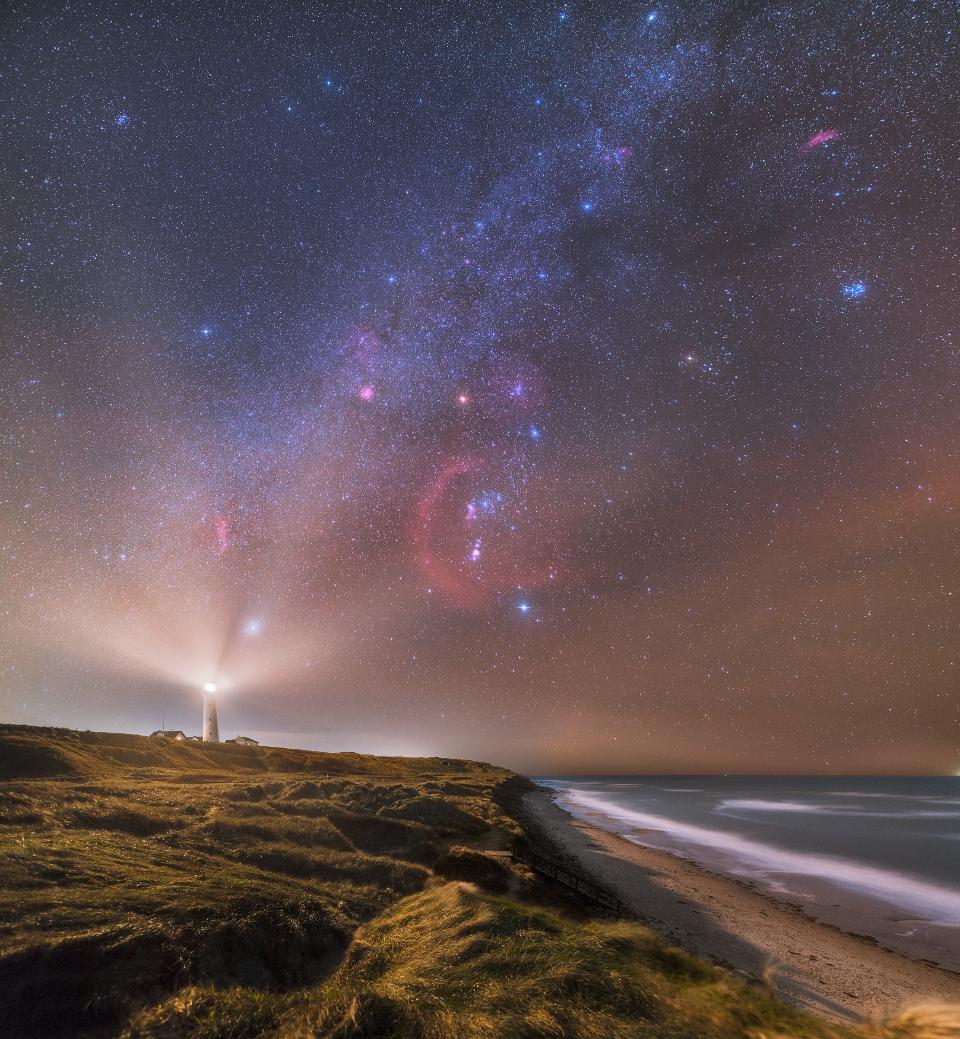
<box><xmin>2</xmin><ymin>2</ymin><xmax>959</xmax><ymax>774</ymax></box>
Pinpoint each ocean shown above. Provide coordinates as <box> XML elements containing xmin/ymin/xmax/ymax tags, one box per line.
<box><xmin>537</xmin><ymin>776</ymin><xmax>960</xmax><ymax>969</ymax></box>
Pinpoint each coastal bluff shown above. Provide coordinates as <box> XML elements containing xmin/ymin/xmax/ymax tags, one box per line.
<box><xmin>0</xmin><ymin>724</ymin><xmax>950</xmax><ymax>1039</ymax></box>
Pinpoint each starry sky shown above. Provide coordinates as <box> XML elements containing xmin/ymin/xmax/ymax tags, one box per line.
<box><xmin>2</xmin><ymin>1</ymin><xmax>959</xmax><ymax>774</ymax></box>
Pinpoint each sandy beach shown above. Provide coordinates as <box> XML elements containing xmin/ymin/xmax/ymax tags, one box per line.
<box><xmin>521</xmin><ymin>787</ymin><xmax>960</xmax><ymax>1024</ymax></box>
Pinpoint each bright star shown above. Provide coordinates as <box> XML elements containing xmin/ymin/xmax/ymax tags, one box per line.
<box><xmin>842</xmin><ymin>281</ymin><xmax>867</xmax><ymax>299</ymax></box>
<box><xmin>517</xmin><ymin>600</ymin><xmax>531</xmax><ymax>614</ymax></box>
<box><xmin>243</xmin><ymin>618</ymin><xmax>263</xmax><ymax>637</ymax></box>
<box><xmin>580</xmin><ymin>200</ymin><xmax>594</xmax><ymax>213</ymax></box>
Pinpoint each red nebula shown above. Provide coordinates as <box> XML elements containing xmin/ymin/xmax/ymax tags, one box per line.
<box><xmin>413</xmin><ymin>457</ymin><xmax>552</xmax><ymax>608</ymax></box>
<box><xmin>800</xmin><ymin>129</ymin><xmax>839</xmax><ymax>152</ymax></box>
<box><xmin>414</xmin><ymin>457</ymin><xmax>482</xmax><ymax>605</ymax></box>
<box><xmin>195</xmin><ymin>509</ymin><xmax>234</xmax><ymax>556</ymax></box>
<box><xmin>194</xmin><ymin>491</ymin><xmax>266</xmax><ymax>560</ymax></box>
<box><xmin>213</xmin><ymin>514</ymin><xmax>231</xmax><ymax>555</ymax></box>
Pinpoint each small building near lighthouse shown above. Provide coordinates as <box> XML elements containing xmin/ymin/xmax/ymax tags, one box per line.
<box><xmin>225</xmin><ymin>735</ymin><xmax>259</xmax><ymax>746</ymax></box>
<box><xmin>150</xmin><ymin>729</ymin><xmax>187</xmax><ymax>741</ymax></box>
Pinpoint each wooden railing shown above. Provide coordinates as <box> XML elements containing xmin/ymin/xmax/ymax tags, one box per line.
<box><xmin>510</xmin><ymin>838</ymin><xmax>625</xmax><ymax>915</ymax></box>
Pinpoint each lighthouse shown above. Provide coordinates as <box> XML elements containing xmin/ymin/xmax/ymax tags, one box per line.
<box><xmin>202</xmin><ymin>682</ymin><xmax>220</xmax><ymax>743</ymax></box>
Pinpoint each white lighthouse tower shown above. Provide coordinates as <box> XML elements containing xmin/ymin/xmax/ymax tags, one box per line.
<box><xmin>202</xmin><ymin>682</ymin><xmax>220</xmax><ymax>743</ymax></box>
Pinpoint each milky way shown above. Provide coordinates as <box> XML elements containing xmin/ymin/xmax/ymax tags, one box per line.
<box><xmin>2</xmin><ymin>2</ymin><xmax>959</xmax><ymax>773</ymax></box>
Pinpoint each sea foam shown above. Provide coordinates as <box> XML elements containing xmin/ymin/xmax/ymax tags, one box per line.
<box><xmin>557</xmin><ymin>788</ymin><xmax>960</xmax><ymax>926</ymax></box>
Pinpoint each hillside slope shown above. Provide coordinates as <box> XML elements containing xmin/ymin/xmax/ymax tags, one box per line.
<box><xmin>0</xmin><ymin>725</ymin><xmax>902</xmax><ymax>1038</ymax></box>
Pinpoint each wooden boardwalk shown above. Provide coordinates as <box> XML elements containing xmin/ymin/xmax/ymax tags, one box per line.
<box><xmin>510</xmin><ymin>838</ymin><xmax>626</xmax><ymax>915</ymax></box>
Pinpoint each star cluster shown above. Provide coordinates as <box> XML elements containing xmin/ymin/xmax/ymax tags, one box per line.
<box><xmin>1</xmin><ymin>1</ymin><xmax>959</xmax><ymax>772</ymax></box>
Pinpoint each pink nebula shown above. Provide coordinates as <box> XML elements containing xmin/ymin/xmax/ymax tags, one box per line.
<box><xmin>195</xmin><ymin>511</ymin><xmax>233</xmax><ymax>555</ymax></box>
<box><xmin>801</xmin><ymin>129</ymin><xmax>839</xmax><ymax>152</ymax></box>
<box><xmin>213</xmin><ymin>515</ymin><xmax>231</xmax><ymax>555</ymax></box>
<box><xmin>357</xmin><ymin>384</ymin><xmax>376</xmax><ymax>401</ymax></box>
<box><xmin>413</xmin><ymin>457</ymin><xmax>552</xmax><ymax>608</ymax></box>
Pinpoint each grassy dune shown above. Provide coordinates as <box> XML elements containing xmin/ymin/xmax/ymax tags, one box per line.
<box><xmin>0</xmin><ymin>725</ymin><xmax>936</xmax><ymax>1038</ymax></box>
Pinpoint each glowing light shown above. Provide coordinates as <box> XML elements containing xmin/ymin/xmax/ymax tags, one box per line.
<box><xmin>529</xmin><ymin>425</ymin><xmax>541</xmax><ymax>440</ymax></box>
<box><xmin>517</xmin><ymin>600</ymin><xmax>531</xmax><ymax>614</ymax></box>
<box><xmin>243</xmin><ymin>617</ymin><xmax>263</xmax><ymax>636</ymax></box>
<box><xmin>801</xmin><ymin>129</ymin><xmax>839</xmax><ymax>152</ymax></box>
<box><xmin>842</xmin><ymin>280</ymin><xmax>867</xmax><ymax>299</ymax></box>
<box><xmin>358</xmin><ymin>384</ymin><xmax>376</xmax><ymax>401</ymax></box>
<box><xmin>580</xmin><ymin>200</ymin><xmax>595</xmax><ymax>213</ymax></box>
<box><xmin>646</xmin><ymin>10</ymin><xmax>658</xmax><ymax>23</ymax></box>
<box><xmin>203</xmin><ymin>682</ymin><xmax>217</xmax><ymax>693</ymax></box>
<box><xmin>457</xmin><ymin>392</ymin><xmax>470</xmax><ymax>406</ymax></box>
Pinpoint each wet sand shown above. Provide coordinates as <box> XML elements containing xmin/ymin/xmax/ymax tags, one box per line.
<box><xmin>521</xmin><ymin>788</ymin><xmax>960</xmax><ymax>1024</ymax></box>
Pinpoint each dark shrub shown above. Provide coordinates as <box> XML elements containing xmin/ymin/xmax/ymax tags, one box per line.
<box><xmin>433</xmin><ymin>846</ymin><xmax>511</xmax><ymax>893</ymax></box>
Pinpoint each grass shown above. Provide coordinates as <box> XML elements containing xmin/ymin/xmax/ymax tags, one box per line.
<box><xmin>0</xmin><ymin>724</ymin><xmax>940</xmax><ymax>1039</ymax></box>
<box><xmin>279</xmin><ymin>884</ymin><xmax>848</xmax><ymax>1039</ymax></box>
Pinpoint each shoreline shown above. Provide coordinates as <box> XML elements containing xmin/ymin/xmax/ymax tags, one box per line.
<box><xmin>519</xmin><ymin>786</ymin><xmax>960</xmax><ymax>1024</ymax></box>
